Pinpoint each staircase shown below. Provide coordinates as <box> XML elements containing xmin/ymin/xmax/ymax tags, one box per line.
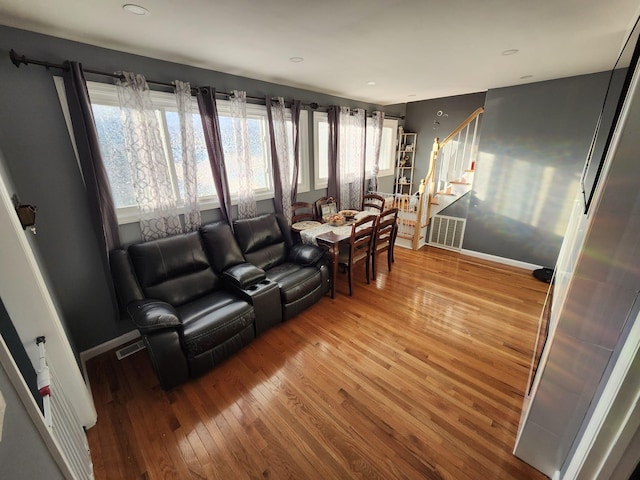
<box><xmin>395</xmin><ymin>107</ymin><xmax>484</xmax><ymax>250</ymax></box>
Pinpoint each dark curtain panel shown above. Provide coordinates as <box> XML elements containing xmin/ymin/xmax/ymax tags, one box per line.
<box><xmin>63</xmin><ymin>62</ymin><xmax>120</xmax><ymax>251</ymax></box>
<box><xmin>63</xmin><ymin>61</ymin><xmax>120</xmax><ymax>316</ymax></box>
<box><xmin>196</xmin><ymin>87</ymin><xmax>233</xmax><ymax>227</ymax></box>
<box><xmin>290</xmin><ymin>100</ymin><xmax>301</xmax><ymax>202</ymax></box>
<box><xmin>265</xmin><ymin>96</ymin><xmax>284</xmax><ymax>215</ymax></box>
<box><xmin>327</xmin><ymin>106</ymin><xmax>340</xmax><ymax>207</ymax></box>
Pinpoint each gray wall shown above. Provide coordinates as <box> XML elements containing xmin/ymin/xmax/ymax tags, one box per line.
<box><xmin>0</xmin><ymin>25</ymin><xmax>405</xmax><ymax>353</ymax></box>
<box><xmin>463</xmin><ymin>73</ymin><xmax>611</xmax><ymax>267</ymax></box>
<box><xmin>403</xmin><ymin>74</ymin><xmax>611</xmax><ymax>267</ymax></box>
<box><xmin>404</xmin><ymin>92</ymin><xmax>487</xmax><ymax>190</ymax></box>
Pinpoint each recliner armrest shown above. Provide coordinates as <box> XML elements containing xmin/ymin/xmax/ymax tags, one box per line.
<box><xmin>288</xmin><ymin>243</ymin><xmax>325</xmax><ymax>266</ymax></box>
<box><xmin>126</xmin><ymin>300</ymin><xmax>181</xmax><ymax>334</ymax></box>
<box><xmin>222</xmin><ymin>263</ymin><xmax>266</xmax><ymax>289</ymax></box>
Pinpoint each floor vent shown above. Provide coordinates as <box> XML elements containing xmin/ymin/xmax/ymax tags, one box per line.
<box><xmin>429</xmin><ymin>215</ymin><xmax>466</xmax><ymax>251</ymax></box>
<box><xmin>115</xmin><ymin>340</ymin><xmax>145</xmax><ymax>360</ymax></box>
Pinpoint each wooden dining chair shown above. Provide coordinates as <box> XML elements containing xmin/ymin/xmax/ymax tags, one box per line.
<box><xmin>291</xmin><ymin>201</ymin><xmax>315</xmax><ymax>223</ymax></box>
<box><xmin>362</xmin><ymin>193</ymin><xmax>386</xmax><ymax>213</ymax></box>
<box><xmin>315</xmin><ymin>196</ymin><xmax>337</xmax><ymax>222</ymax></box>
<box><xmin>338</xmin><ymin>214</ymin><xmax>377</xmax><ymax>296</ymax></box>
<box><xmin>372</xmin><ymin>208</ymin><xmax>399</xmax><ymax>280</ymax></box>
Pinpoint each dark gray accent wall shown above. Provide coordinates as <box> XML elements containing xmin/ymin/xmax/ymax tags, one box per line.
<box><xmin>464</xmin><ymin>73</ymin><xmax>611</xmax><ymax>267</ymax></box>
<box><xmin>0</xmin><ymin>25</ymin><xmax>405</xmax><ymax>352</ymax></box>
<box><xmin>404</xmin><ymin>92</ymin><xmax>487</xmax><ymax>191</ymax></box>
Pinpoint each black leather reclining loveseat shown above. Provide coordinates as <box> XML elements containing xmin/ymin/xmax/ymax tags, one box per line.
<box><xmin>110</xmin><ymin>213</ymin><xmax>329</xmax><ymax>389</ymax></box>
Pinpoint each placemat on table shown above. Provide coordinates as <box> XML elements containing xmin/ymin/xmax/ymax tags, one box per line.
<box><xmin>292</xmin><ymin>220</ymin><xmax>321</xmax><ymax>231</ymax></box>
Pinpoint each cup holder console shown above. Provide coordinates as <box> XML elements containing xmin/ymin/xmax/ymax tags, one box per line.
<box><xmin>239</xmin><ymin>277</ymin><xmax>281</xmax><ymax>335</ymax></box>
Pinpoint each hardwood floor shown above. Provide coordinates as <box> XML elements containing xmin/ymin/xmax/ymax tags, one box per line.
<box><xmin>86</xmin><ymin>246</ymin><xmax>549</xmax><ymax>479</ymax></box>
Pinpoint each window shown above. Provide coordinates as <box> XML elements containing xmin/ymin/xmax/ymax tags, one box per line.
<box><xmin>366</xmin><ymin>117</ymin><xmax>398</xmax><ymax>179</ymax></box>
<box><xmin>313</xmin><ymin>111</ymin><xmax>397</xmax><ymax>190</ymax></box>
<box><xmin>66</xmin><ymin>80</ymin><xmax>309</xmax><ymax>224</ymax></box>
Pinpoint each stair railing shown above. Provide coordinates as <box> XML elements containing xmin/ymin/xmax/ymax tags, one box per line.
<box><xmin>412</xmin><ymin>107</ymin><xmax>484</xmax><ymax>250</ymax></box>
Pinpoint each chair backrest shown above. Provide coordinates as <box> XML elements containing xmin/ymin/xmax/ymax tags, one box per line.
<box><xmin>291</xmin><ymin>202</ymin><xmax>315</xmax><ymax>223</ymax></box>
<box><xmin>362</xmin><ymin>193</ymin><xmax>386</xmax><ymax>213</ymax></box>
<box><xmin>349</xmin><ymin>214</ymin><xmax>377</xmax><ymax>264</ymax></box>
<box><xmin>315</xmin><ymin>196</ymin><xmax>337</xmax><ymax>221</ymax></box>
<box><xmin>200</xmin><ymin>221</ymin><xmax>246</xmax><ymax>273</ymax></box>
<box><xmin>374</xmin><ymin>208</ymin><xmax>398</xmax><ymax>252</ymax></box>
<box><xmin>233</xmin><ymin>214</ymin><xmax>288</xmax><ymax>270</ymax></box>
<box><xmin>127</xmin><ymin>232</ymin><xmax>220</xmax><ymax>307</ymax></box>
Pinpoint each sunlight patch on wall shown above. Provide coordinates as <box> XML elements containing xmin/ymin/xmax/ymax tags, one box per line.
<box><xmin>474</xmin><ymin>149</ymin><xmax>576</xmax><ymax>238</ymax></box>
<box><xmin>529</xmin><ymin>165</ymin><xmax>555</xmax><ymax>229</ymax></box>
<box><xmin>473</xmin><ymin>152</ymin><xmax>495</xmax><ymax>202</ymax></box>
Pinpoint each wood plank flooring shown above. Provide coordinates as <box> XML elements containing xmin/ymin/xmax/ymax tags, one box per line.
<box><xmin>85</xmin><ymin>246</ymin><xmax>549</xmax><ymax>479</ymax></box>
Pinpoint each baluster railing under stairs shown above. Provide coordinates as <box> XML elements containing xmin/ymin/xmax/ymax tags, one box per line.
<box><xmin>410</xmin><ymin>107</ymin><xmax>484</xmax><ymax>250</ymax></box>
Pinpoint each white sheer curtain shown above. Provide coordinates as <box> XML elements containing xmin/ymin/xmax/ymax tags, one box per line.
<box><xmin>174</xmin><ymin>80</ymin><xmax>201</xmax><ymax>232</ymax></box>
<box><xmin>116</xmin><ymin>71</ymin><xmax>181</xmax><ymax>240</ymax></box>
<box><xmin>368</xmin><ymin>111</ymin><xmax>385</xmax><ymax>192</ymax></box>
<box><xmin>230</xmin><ymin>90</ymin><xmax>257</xmax><ymax>219</ymax></box>
<box><xmin>338</xmin><ymin>107</ymin><xmax>366</xmax><ymax>210</ymax></box>
<box><xmin>269</xmin><ymin>97</ymin><xmax>292</xmax><ymax>223</ymax></box>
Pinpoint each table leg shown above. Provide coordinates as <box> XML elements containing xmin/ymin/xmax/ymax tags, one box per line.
<box><xmin>328</xmin><ymin>243</ymin><xmax>339</xmax><ymax>299</ymax></box>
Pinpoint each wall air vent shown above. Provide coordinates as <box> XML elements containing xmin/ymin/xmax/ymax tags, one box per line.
<box><xmin>428</xmin><ymin>215</ymin><xmax>466</xmax><ymax>251</ymax></box>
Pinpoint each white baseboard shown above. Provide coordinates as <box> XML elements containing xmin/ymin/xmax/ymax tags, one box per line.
<box><xmin>460</xmin><ymin>249</ymin><xmax>543</xmax><ymax>271</ymax></box>
<box><xmin>79</xmin><ymin>329</ymin><xmax>141</xmax><ymax>394</ymax></box>
<box><xmin>80</xmin><ymin>329</ymin><xmax>141</xmax><ymax>363</ymax></box>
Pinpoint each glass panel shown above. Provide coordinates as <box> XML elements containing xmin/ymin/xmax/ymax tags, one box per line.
<box><xmin>92</xmin><ymin>104</ymin><xmax>136</xmax><ymax>208</ymax></box>
<box><xmin>164</xmin><ymin>111</ymin><xmax>216</xmax><ymax>199</ymax></box>
<box><xmin>365</xmin><ymin>122</ymin><xmax>395</xmax><ymax>175</ymax></box>
<box><xmin>218</xmin><ymin>115</ymin><xmax>271</xmax><ymax>194</ymax></box>
<box><xmin>317</xmin><ymin>120</ymin><xmax>329</xmax><ymax>180</ymax></box>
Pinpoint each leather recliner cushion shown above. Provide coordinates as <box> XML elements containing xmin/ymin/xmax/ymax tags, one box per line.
<box><xmin>128</xmin><ymin>232</ymin><xmax>220</xmax><ymax>307</ymax></box>
<box><xmin>178</xmin><ymin>291</ymin><xmax>255</xmax><ymax>358</ymax></box>
<box><xmin>234</xmin><ymin>214</ymin><xmax>283</xmax><ymax>254</ymax></box>
<box><xmin>200</xmin><ymin>221</ymin><xmax>246</xmax><ymax>273</ymax></box>
<box><xmin>110</xmin><ymin>249</ymin><xmax>145</xmax><ymax>307</ymax></box>
<box><xmin>265</xmin><ymin>263</ymin><xmax>322</xmax><ymax>305</ymax></box>
<box><xmin>245</xmin><ymin>242</ymin><xmax>288</xmax><ymax>271</ymax></box>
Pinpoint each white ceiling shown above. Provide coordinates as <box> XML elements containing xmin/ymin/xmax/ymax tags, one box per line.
<box><xmin>1</xmin><ymin>0</ymin><xmax>639</xmax><ymax>105</ymax></box>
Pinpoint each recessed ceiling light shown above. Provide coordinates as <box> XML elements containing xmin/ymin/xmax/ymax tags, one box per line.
<box><xmin>520</xmin><ymin>74</ymin><xmax>533</xmax><ymax>79</ymax></box>
<box><xmin>502</xmin><ymin>49</ymin><xmax>519</xmax><ymax>56</ymax></box>
<box><xmin>123</xmin><ymin>4</ymin><xmax>149</xmax><ymax>15</ymax></box>
<box><xmin>289</xmin><ymin>57</ymin><xmax>304</xmax><ymax>63</ymax></box>
<box><xmin>366</xmin><ymin>81</ymin><xmax>376</xmax><ymax>86</ymax></box>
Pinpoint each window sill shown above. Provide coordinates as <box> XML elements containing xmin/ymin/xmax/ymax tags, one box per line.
<box><xmin>115</xmin><ymin>190</ymin><xmax>282</xmax><ymax>226</ymax></box>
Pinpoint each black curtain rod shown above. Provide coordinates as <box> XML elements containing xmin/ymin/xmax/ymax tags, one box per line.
<box><xmin>9</xmin><ymin>49</ymin><xmax>404</xmax><ymax>119</ymax></box>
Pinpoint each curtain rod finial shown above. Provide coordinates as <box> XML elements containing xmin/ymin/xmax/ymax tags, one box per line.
<box><xmin>9</xmin><ymin>49</ymin><xmax>27</xmax><ymax>69</ymax></box>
